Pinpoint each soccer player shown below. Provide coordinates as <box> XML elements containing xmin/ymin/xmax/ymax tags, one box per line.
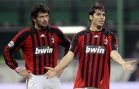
<box><xmin>3</xmin><ymin>3</ymin><xmax>70</xmax><ymax>89</ymax></box>
<box><xmin>46</xmin><ymin>3</ymin><xmax>135</xmax><ymax>89</ymax></box>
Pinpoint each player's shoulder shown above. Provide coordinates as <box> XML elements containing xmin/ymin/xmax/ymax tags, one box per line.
<box><xmin>13</xmin><ymin>27</ymin><xmax>32</xmax><ymax>39</ymax></box>
<box><xmin>75</xmin><ymin>28</ymin><xmax>89</xmax><ymax>37</ymax></box>
<box><xmin>18</xmin><ymin>27</ymin><xmax>32</xmax><ymax>34</ymax></box>
<box><xmin>103</xmin><ymin>28</ymin><xmax>116</xmax><ymax>36</ymax></box>
<box><xmin>48</xmin><ymin>24</ymin><xmax>61</xmax><ymax>31</ymax></box>
<box><xmin>48</xmin><ymin>24</ymin><xmax>64</xmax><ymax>35</ymax></box>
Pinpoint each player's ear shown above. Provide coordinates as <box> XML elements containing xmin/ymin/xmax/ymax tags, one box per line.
<box><xmin>89</xmin><ymin>15</ymin><xmax>93</xmax><ymax>21</ymax></box>
<box><xmin>32</xmin><ymin>18</ymin><xmax>36</xmax><ymax>22</ymax></box>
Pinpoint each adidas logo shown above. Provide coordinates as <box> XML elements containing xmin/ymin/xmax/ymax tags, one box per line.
<box><xmin>40</xmin><ymin>34</ymin><xmax>45</xmax><ymax>37</ymax></box>
<box><xmin>94</xmin><ymin>35</ymin><xmax>99</xmax><ymax>38</ymax></box>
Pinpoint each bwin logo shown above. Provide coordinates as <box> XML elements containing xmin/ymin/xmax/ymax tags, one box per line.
<box><xmin>35</xmin><ymin>46</ymin><xmax>53</xmax><ymax>54</ymax></box>
<box><xmin>86</xmin><ymin>46</ymin><xmax>105</xmax><ymax>54</ymax></box>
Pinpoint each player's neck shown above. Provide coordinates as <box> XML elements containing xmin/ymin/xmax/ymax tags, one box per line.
<box><xmin>90</xmin><ymin>24</ymin><xmax>102</xmax><ymax>32</ymax></box>
<box><xmin>35</xmin><ymin>25</ymin><xmax>43</xmax><ymax>31</ymax></box>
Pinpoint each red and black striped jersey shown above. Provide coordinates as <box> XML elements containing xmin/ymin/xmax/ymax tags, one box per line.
<box><xmin>4</xmin><ymin>25</ymin><xmax>70</xmax><ymax>75</ymax></box>
<box><xmin>70</xmin><ymin>28</ymin><xmax>118</xmax><ymax>89</ymax></box>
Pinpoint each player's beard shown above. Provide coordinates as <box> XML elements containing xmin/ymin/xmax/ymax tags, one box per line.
<box><xmin>38</xmin><ymin>22</ymin><xmax>48</xmax><ymax>30</ymax></box>
<box><xmin>97</xmin><ymin>25</ymin><xmax>103</xmax><ymax>30</ymax></box>
<box><xmin>96</xmin><ymin>21</ymin><xmax>104</xmax><ymax>30</ymax></box>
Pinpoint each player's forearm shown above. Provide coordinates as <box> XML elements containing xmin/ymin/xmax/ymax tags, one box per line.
<box><xmin>55</xmin><ymin>51</ymin><xmax>74</xmax><ymax>72</ymax></box>
<box><xmin>4</xmin><ymin>46</ymin><xmax>18</xmax><ymax>69</ymax></box>
<box><xmin>110</xmin><ymin>50</ymin><xmax>125</xmax><ymax>65</ymax></box>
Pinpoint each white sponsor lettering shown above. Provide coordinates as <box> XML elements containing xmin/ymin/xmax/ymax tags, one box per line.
<box><xmin>86</xmin><ymin>46</ymin><xmax>105</xmax><ymax>54</ymax></box>
<box><xmin>35</xmin><ymin>46</ymin><xmax>53</xmax><ymax>54</ymax></box>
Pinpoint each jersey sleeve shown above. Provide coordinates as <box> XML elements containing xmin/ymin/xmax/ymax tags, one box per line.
<box><xmin>3</xmin><ymin>30</ymin><xmax>28</xmax><ymax>70</ymax></box>
<box><xmin>56</xmin><ymin>28</ymin><xmax>71</xmax><ymax>55</ymax></box>
<box><xmin>69</xmin><ymin>33</ymin><xmax>79</xmax><ymax>56</ymax></box>
<box><xmin>110</xmin><ymin>34</ymin><xmax>118</xmax><ymax>51</ymax></box>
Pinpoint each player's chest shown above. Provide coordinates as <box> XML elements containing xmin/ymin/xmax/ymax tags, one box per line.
<box><xmin>80</xmin><ymin>33</ymin><xmax>110</xmax><ymax>46</ymax></box>
<box><xmin>79</xmin><ymin>33</ymin><xmax>111</xmax><ymax>53</ymax></box>
<box><xmin>24</xmin><ymin>32</ymin><xmax>59</xmax><ymax>48</ymax></box>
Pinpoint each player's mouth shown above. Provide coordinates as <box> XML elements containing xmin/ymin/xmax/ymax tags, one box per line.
<box><xmin>99</xmin><ymin>20</ymin><xmax>104</xmax><ymax>24</ymax></box>
<box><xmin>42</xmin><ymin>22</ymin><xmax>48</xmax><ymax>26</ymax></box>
<box><xmin>99</xmin><ymin>21</ymin><xmax>104</xmax><ymax>24</ymax></box>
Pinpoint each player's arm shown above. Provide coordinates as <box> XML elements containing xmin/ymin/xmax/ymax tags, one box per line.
<box><xmin>110</xmin><ymin>50</ymin><xmax>125</xmax><ymax>65</ymax></box>
<box><xmin>110</xmin><ymin>34</ymin><xmax>135</xmax><ymax>71</ymax></box>
<box><xmin>110</xmin><ymin>50</ymin><xmax>135</xmax><ymax>71</ymax></box>
<box><xmin>52</xmin><ymin>28</ymin><xmax>71</xmax><ymax>77</ymax></box>
<box><xmin>46</xmin><ymin>33</ymin><xmax>79</xmax><ymax>78</ymax></box>
<box><xmin>4</xmin><ymin>38</ymin><xmax>21</xmax><ymax>71</ymax></box>
<box><xmin>3</xmin><ymin>29</ymin><xmax>31</xmax><ymax>79</ymax></box>
<box><xmin>46</xmin><ymin>51</ymin><xmax>74</xmax><ymax>79</ymax></box>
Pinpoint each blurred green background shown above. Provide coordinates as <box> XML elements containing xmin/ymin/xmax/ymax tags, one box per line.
<box><xmin>0</xmin><ymin>0</ymin><xmax>139</xmax><ymax>86</ymax></box>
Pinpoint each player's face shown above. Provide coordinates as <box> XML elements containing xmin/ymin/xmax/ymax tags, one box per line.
<box><xmin>34</xmin><ymin>12</ymin><xmax>49</xmax><ymax>28</ymax></box>
<box><xmin>90</xmin><ymin>9</ymin><xmax>105</xmax><ymax>27</ymax></box>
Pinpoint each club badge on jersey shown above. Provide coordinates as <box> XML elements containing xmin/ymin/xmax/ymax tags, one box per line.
<box><xmin>51</xmin><ymin>35</ymin><xmax>54</xmax><ymax>43</ymax></box>
<box><xmin>104</xmin><ymin>37</ymin><xmax>108</xmax><ymax>45</ymax></box>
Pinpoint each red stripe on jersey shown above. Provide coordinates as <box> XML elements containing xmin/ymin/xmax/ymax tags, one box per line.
<box><xmin>98</xmin><ymin>34</ymin><xmax>105</xmax><ymax>87</ymax></box>
<box><xmin>34</xmin><ymin>32</ymin><xmax>39</xmax><ymax>75</ymax></box>
<box><xmin>93</xmin><ymin>32</ymin><xmax>103</xmax><ymax>87</ymax></box>
<box><xmin>85</xmin><ymin>32</ymin><xmax>93</xmax><ymax>87</ymax></box>
<box><xmin>88</xmin><ymin>33</ymin><xmax>94</xmax><ymax>86</ymax></box>
<box><xmin>84</xmin><ymin>33</ymin><xmax>91</xmax><ymax>86</ymax></box>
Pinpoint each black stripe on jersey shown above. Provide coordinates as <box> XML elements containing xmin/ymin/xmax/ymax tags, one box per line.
<box><xmin>8</xmin><ymin>49</ymin><xmax>18</xmax><ymax>68</ymax></box>
<box><xmin>47</xmin><ymin>27</ymin><xmax>53</xmax><ymax>67</ymax></box>
<box><xmin>3</xmin><ymin>47</ymin><xmax>18</xmax><ymax>69</ymax></box>
<box><xmin>46</xmin><ymin>32</ymin><xmax>51</xmax><ymax>67</ymax></box>
<box><xmin>81</xmin><ymin>31</ymin><xmax>87</xmax><ymax>80</ymax></box>
<box><xmin>85</xmin><ymin>32</ymin><xmax>92</xmax><ymax>86</ymax></box>
<box><xmin>100</xmin><ymin>35</ymin><xmax>107</xmax><ymax>81</ymax></box>
<box><xmin>94</xmin><ymin>32</ymin><xmax>103</xmax><ymax>87</ymax></box>
<box><xmin>31</xmin><ymin>28</ymin><xmax>36</xmax><ymax>74</ymax></box>
<box><xmin>48</xmin><ymin>31</ymin><xmax>53</xmax><ymax>67</ymax></box>
<box><xmin>70</xmin><ymin>34</ymin><xmax>78</xmax><ymax>54</ymax></box>
<box><xmin>42</xmin><ymin>33</ymin><xmax>46</xmax><ymax>74</ymax></box>
<box><xmin>112</xmin><ymin>34</ymin><xmax>117</xmax><ymax>50</ymax></box>
<box><xmin>90</xmin><ymin>33</ymin><xmax>98</xmax><ymax>86</ymax></box>
<box><xmin>35</xmin><ymin>31</ymin><xmax>41</xmax><ymax>74</ymax></box>
<box><xmin>50</xmin><ymin>33</ymin><xmax>55</xmax><ymax>67</ymax></box>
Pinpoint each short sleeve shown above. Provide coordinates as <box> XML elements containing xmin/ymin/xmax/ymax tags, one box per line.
<box><xmin>110</xmin><ymin>34</ymin><xmax>118</xmax><ymax>51</ymax></box>
<box><xmin>69</xmin><ymin>34</ymin><xmax>79</xmax><ymax>55</ymax></box>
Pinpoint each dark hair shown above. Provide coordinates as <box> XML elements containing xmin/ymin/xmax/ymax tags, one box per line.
<box><xmin>31</xmin><ymin>3</ymin><xmax>49</xmax><ymax>25</ymax></box>
<box><xmin>89</xmin><ymin>2</ymin><xmax>105</xmax><ymax>15</ymax></box>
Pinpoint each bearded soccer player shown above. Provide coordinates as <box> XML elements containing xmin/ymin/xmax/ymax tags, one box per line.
<box><xmin>3</xmin><ymin>3</ymin><xmax>70</xmax><ymax>89</ymax></box>
<box><xmin>46</xmin><ymin>3</ymin><xmax>135</xmax><ymax>89</ymax></box>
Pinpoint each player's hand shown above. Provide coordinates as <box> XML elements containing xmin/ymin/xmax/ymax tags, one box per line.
<box><xmin>45</xmin><ymin>67</ymin><xmax>57</xmax><ymax>79</ymax></box>
<box><xmin>18</xmin><ymin>69</ymin><xmax>32</xmax><ymax>79</ymax></box>
<box><xmin>122</xmin><ymin>60</ymin><xmax>136</xmax><ymax>71</ymax></box>
<box><xmin>56</xmin><ymin>69</ymin><xmax>64</xmax><ymax>77</ymax></box>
